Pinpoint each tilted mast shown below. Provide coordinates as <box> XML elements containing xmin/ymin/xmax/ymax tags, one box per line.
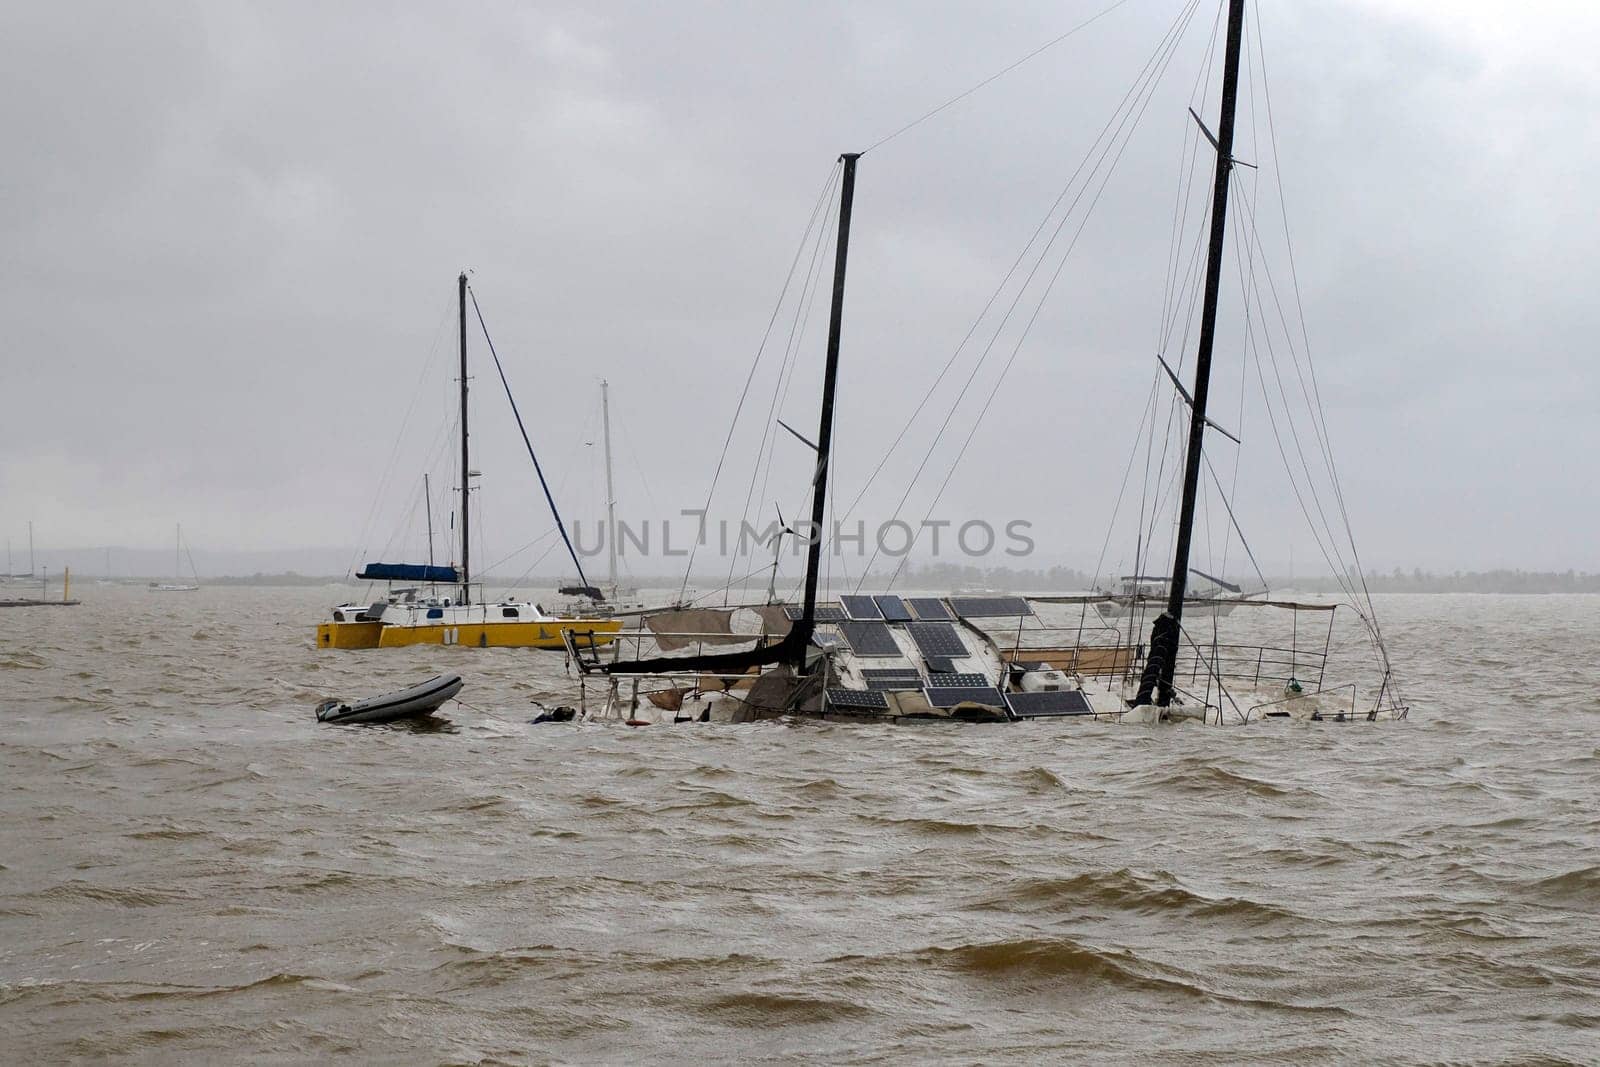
<box><xmin>793</xmin><ymin>151</ymin><xmax>860</xmax><ymax>665</ymax></box>
<box><xmin>598</xmin><ymin>151</ymin><xmax>861</xmax><ymax>676</ymax></box>
<box><xmin>458</xmin><ymin>271</ymin><xmax>471</xmax><ymax>606</ymax></box>
<box><xmin>1132</xmin><ymin>0</ymin><xmax>1246</xmax><ymax>708</ymax></box>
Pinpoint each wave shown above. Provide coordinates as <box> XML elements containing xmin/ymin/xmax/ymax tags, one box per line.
<box><xmin>1524</xmin><ymin>865</ymin><xmax>1600</xmax><ymax>904</ymax></box>
<box><xmin>988</xmin><ymin>868</ymin><xmax>1303</xmax><ymax>925</ymax></box>
<box><xmin>696</xmin><ymin>990</ymin><xmax>873</xmax><ymax>1026</ymax></box>
<box><xmin>841</xmin><ymin>937</ymin><xmax>1350</xmax><ymax>1016</ymax></box>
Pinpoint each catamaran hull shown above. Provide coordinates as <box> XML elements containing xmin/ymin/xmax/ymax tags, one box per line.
<box><xmin>316</xmin><ymin>618</ymin><xmax>622</xmax><ymax>650</ymax></box>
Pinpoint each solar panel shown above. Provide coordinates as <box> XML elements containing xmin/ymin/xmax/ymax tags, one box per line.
<box><xmin>863</xmin><ymin>668</ymin><xmax>923</xmax><ymax>691</ymax></box>
<box><xmin>906</xmin><ymin>597</ymin><xmax>952</xmax><ymax>621</ymax></box>
<box><xmin>924</xmin><ymin>685</ymin><xmax>1008</xmax><ymax>709</ymax></box>
<box><xmin>1006</xmin><ymin>690</ymin><xmax>1094</xmax><ymax>718</ymax></box>
<box><xmin>923</xmin><ymin>655</ymin><xmax>959</xmax><ymax>675</ymax></box>
<box><xmin>950</xmin><ymin>596</ymin><xmax>1033</xmax><ymax>618</ymax></box>
<box><xmin>825</xmin><ymin>688</ymin><xmax>889</xmax><ymax>711</ymax></box>
<box><xmin>785</xmin><ymin>604</ymin><xmax>848</xmax><ymax>622</ymax></box>
<box><xmin>928</xmin><ymin>672</ymin><xmax>989</xmax><ymax>688</ymax></box>
<box><xmin>907</xmin><ymin>622</ymin><xmax>968</xmax><ymax>659</ymax></box>
<box><xmin>838</xmin><ymin>621</ymin><xmax>901</xmax><ymax>657</ymax></box>
<box><xmin>873</xmin><ymin>594</ymin><xmax>913</xmax><ymax>621</ymax></box>
<box><xmin>840</xmin><ymin>594</ymin><xmax>882</xmax><ymax>620</ymax></box>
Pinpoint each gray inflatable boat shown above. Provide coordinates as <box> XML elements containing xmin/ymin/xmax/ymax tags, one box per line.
<box><xmin>315</xmin><ymin>674</ymin><xmax>463</xmax><ymax>725</ymax></box>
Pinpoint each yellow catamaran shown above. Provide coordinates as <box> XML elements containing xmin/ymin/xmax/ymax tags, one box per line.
<box><xmin>318</xmin><ymin>273</ymin><xmax>621</xmax><ymax>651</ymax></box>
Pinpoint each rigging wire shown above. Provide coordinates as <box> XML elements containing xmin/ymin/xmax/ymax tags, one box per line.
<box><xmin>1249</xmin><ymin>0</ymin><xmax>1390</xmax><ymax>679</ymax></box>
<box><xmin>863</xmin><ymin>0</ymin><xmax>1141</xmax><ymax>154</ymax></box>
<box><xmin>728</xmin><ymin>164</ymin><xmax>841</xmax><ymax>603</ymax></box>
<box><xmin>836</xmin><ymin>0</ymin><xmax>1205</xmax><ymax>586</ymax></box>
<box><xmin>344</xmin><ymin>294</ymin><xmax>456</xmax><ymax>577</ymax></box>
<box><xmin>467</xmin><ymin>287</ymin><xmax>591</xmax><ymax>591</ymax></box>
<box><xmin>678</xmin><ymin>159</ymin><xmax>843</xmax><ymax>606</ymax></box>
<box><xmin>878</xmin><ymin>0</ymin><xmax>1207</xmax><ymax>588</ymax></box>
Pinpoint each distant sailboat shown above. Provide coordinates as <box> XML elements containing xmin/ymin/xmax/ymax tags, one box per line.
<box><xmin>149</xmin><ymin>524</ymin><xmax>200</xmax><ymax>591</ymax></box>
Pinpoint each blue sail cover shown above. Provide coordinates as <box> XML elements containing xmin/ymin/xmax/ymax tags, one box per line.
<box><xmin>357</xmin><ymin>563</ymin><xmax>460</xmax><ymax>584</ymax></box>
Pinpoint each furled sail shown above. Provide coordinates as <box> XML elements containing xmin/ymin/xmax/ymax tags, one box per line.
<box><xmin>357</xmin><ymin>563</ymin><xmax>461</xmax><ymax>584</ymax></box>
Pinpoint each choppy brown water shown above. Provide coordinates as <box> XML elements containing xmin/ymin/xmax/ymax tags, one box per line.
<box><xmin>2</xmin><ymin>587</ymin><xmax>1597</xmax><ymax>1063</ymax></box>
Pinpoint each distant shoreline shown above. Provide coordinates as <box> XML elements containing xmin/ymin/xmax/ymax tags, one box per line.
<box><xmin>38</xmin><ymin>568</ymin><xmax>1600</xmax><ymax>595</ymax></box>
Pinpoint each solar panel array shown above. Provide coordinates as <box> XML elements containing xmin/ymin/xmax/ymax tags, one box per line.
<box><xmin>924</xmin><ymin>685</ymin><xmax>1008</xmax><ymax>709</ymax></box>
<box><xmin>785</xmin><ymin>604</ymin><xmax>849</xmax><ymax>622</ymax></box>
<box><xmin>906</xmin><ymin>597</ymin><xmax>953</xmax><ymax>621</ymax></box>
<box><xmin>907</xmin><ymin>622</ymin><xmax>968</xmax><ymax>659</ymax></box>
<box><xmin>950</xmin><ymin>596</ymin><xmax>1033</xmax><ymax>618</ymax></box>
<box><xmin>1006</xmin><ymin>690</ymin><xmax>1093</xmax><ymax>718</ymax></box>
<box><xmin>840</xmin><ymin>594</ymin><xmax>882</xmax><ymax>620</ymax></box>
<box><xmin>862</xmin><ymin>668</ymin><xmax>923</xmax><ymax>691</ymax></box>
<box><xmin>838</xmin><ymin>620</ymin><xmax>902</xmax><ymax>657</ymax></box>
<box><xmin>825</xmin><ymin>688</ymin><xmax>889</xmax><ymax>711</ymax></box>
<box><xmin>927</xmin><ymin>672</ymin><xmax>988</xmax><ymax>688</ymax></box>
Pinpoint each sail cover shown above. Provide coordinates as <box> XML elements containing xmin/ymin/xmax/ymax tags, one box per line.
<box><xmin>358</xmin><ymin>563</ymin><xmax>461</xmax><ymax>583</ymax></box>
<box><xmin>645</xmin><ymin>609</ymin><xmax>750</xmax><ymax>652</ymax></box>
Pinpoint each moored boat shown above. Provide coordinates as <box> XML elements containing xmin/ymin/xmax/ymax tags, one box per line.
<box><xmin>318</xmin><ymin>273</ymin><xmax>621</xmax><ymax>651</ymax></box>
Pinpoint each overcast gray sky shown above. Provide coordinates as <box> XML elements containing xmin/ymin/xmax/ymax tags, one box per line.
<box><xmin>3</xmin><ymin>0</ymin><xmax>1596</xmax><ymax>581</ymax></box>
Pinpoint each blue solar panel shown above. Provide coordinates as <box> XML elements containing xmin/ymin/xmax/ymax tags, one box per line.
<box><xmin>906</xmin><ymin>597</ymin><xmax>952</xmax><ymax>621</ymax></box>
<box><xmin>826</xmin><ymin>688</ymin><xmax>889</xmax><ymax>711</ymax></box>
<box><xmin>950</xmin><ymin>596</ymin><xmax>1032</xmax><ymax>618</ymax></box>
<box><xmin>907</xmin><ymin>622</ymin><xmax>968</xmax><ymax>659</ymax></box>
<box><xmin>838</xmin><ymin>621</ymin><xmax>901</xmax><ymax>657</ymax></box>
<box><xmin>873</xmin><ymin>595</ymin><xmax>913</xmax><ymax>621</ymax></box>
<box><xmin>924</xmin><ymin>685</ymin><xmax>1007</xmax><ymax>709</ymax></box>
<box><xmin>1006</xmin><ymin>690</ymin><xmax>1093</xmax><ymax>718</ymax></box>
<box><xmin>840</xmin><ymin>594</ymin><xmax>882</xmax><ymax>620</ymax></box>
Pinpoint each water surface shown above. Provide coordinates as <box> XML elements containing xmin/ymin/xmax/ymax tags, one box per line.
<box><xmin>2</xmin><ymin>588</ymin><xmax>1596</xmax><ymax>1062</ymax></box>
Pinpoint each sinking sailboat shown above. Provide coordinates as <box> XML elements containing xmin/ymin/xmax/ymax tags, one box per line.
<box><xmin>317</xmin><ymin>273</ymin><xmax>622</xmax><ymax>650</ymax></box>
<box><xmin>565</xmin><ymin>0</ymin><xmax>1405</xmax><ymax>726</ymax></box>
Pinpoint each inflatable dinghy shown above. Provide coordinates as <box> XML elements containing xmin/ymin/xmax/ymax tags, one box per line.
<box><xmin>315</xmin><ymin>674</ymin><xmax>463</xmax><ymax>725</ymax></box>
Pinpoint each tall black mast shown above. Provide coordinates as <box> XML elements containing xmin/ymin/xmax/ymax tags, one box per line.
<box><xmin>1133</xmin><ymin>0</ymin><xmax>1246</xmax><ymax>708</ymax></box>
<box><xmin>458</xmin><ymin>271</ymin><xmax>471</xmax><ymax>606</ymax></box>
<box><xmin>795</xmin><ymin>152</ymin><xmax>860</xmax><ymax>665</ymax></box>
<box><xmin>596</xmin><ymin>153</ymin><xmax>860</xmax><ymax>679</ymax></box>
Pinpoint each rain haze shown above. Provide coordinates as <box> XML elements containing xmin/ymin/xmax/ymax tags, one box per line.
<box><xmin>3</xmin><ymin>0</ymin><xmax>1596</xmax><ymax>586</ymax></box>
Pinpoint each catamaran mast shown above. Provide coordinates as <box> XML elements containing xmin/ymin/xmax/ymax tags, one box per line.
<box><xmin>795</xmin><ymin>152</ymin><xmax>861</xmax><ymax>666</ymax></box>
<box><xmin>424</xmin><ymin>473</ymin><xmax>435</xmax><ymax>570</ymax></box>
<box><xmin>174</xmin><ymin>523</ymin><xmax>181</xmax><ymax>583</ymax></box>
<box><xmin>600</xmin><ymin>378</ymin><xmax>618</xmax><ymax>593</ymax></box>
<box><xmin>1133</xmin><ymin>0</ymin><xmax>1246</xmax><ymax>708</ymax></box>
<box><xmin>458</xmin><ymin>271</ymin><xmax>471</xmax><ymax>605</ymax></box>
